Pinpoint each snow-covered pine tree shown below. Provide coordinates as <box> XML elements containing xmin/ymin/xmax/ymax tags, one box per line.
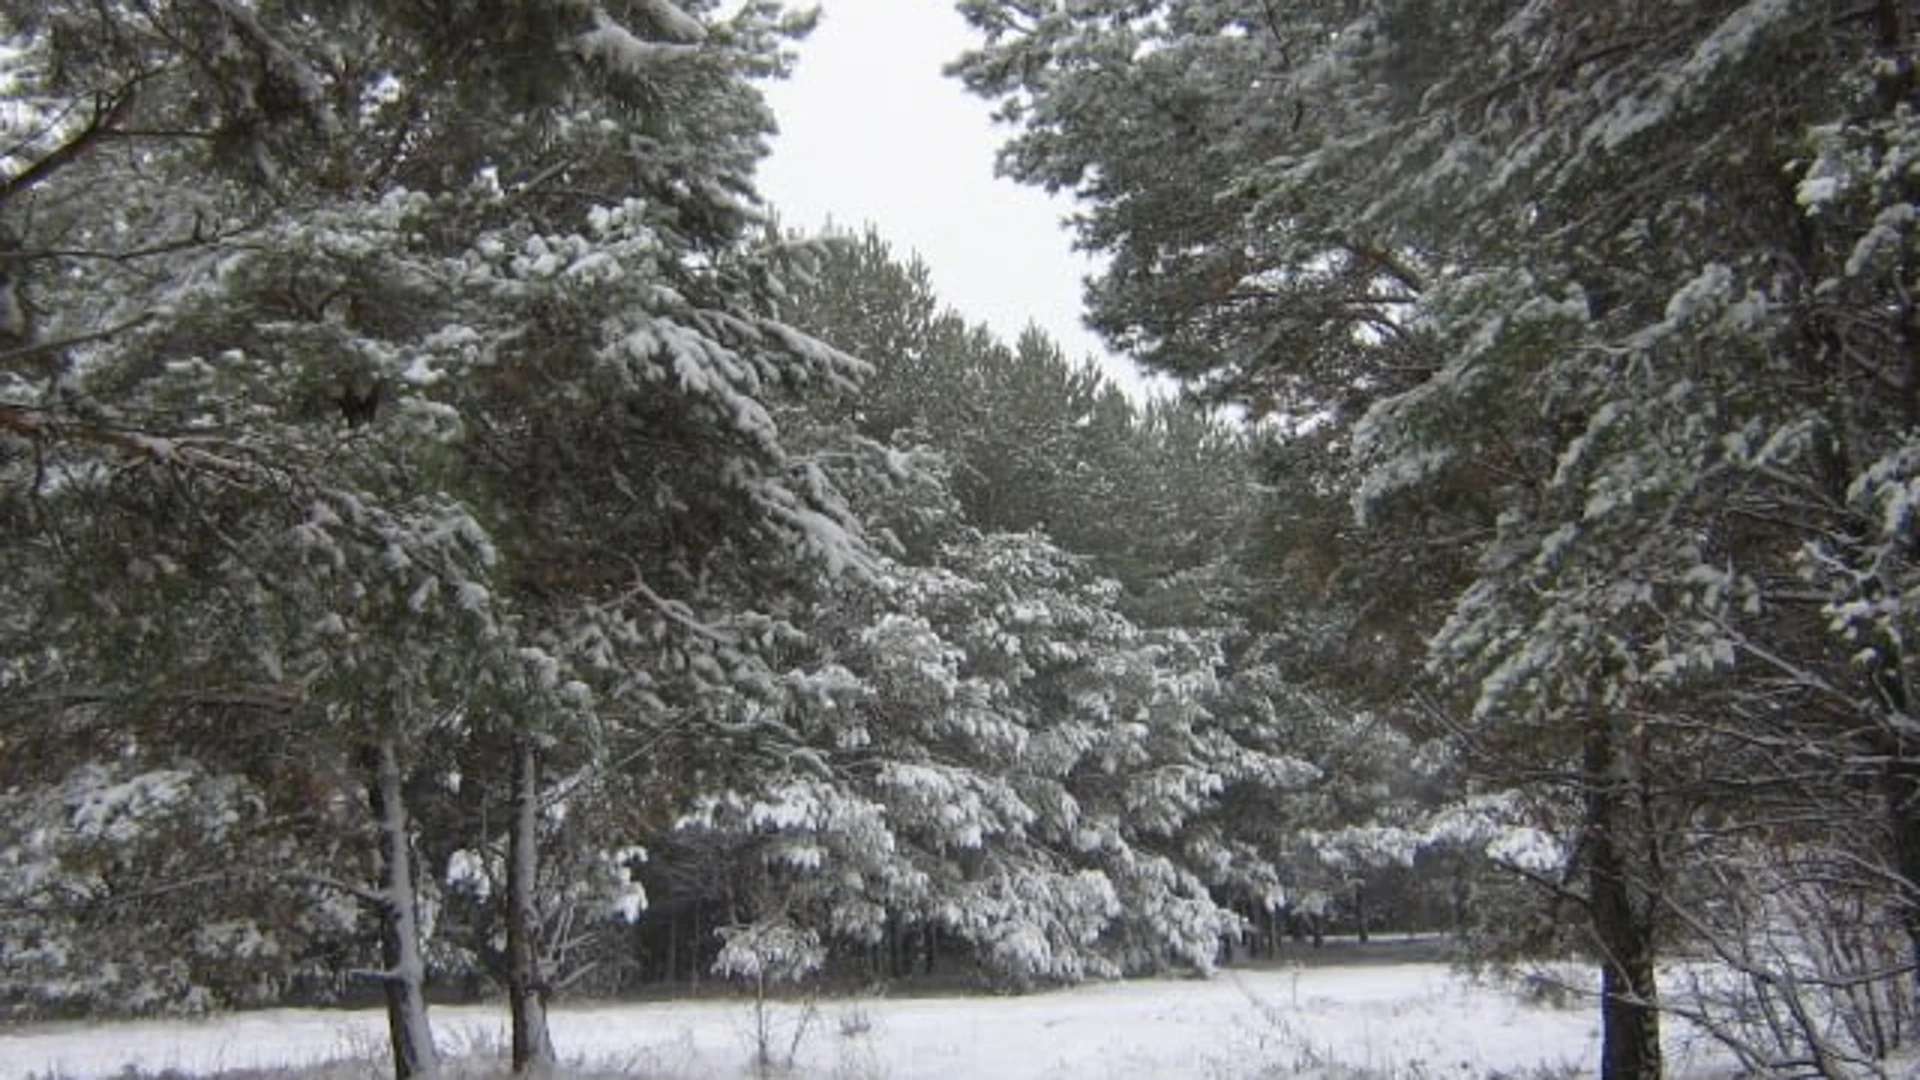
<box><xmin>956</xmin><ymin>0</ymin><xmax>1920</xmax><ymax>1074</ymax></box>
<box><xmin>0</xmin><ymin>1</ymin><xmax>874</xmax><ymax>1076</ymax></box>
<box><xmin>419</xmin><ymin>11</ymin><xmax>891</xmax><ymax>1061</ymax></box>
<box><xmin>779</xmin><ymin>226</ymin><xmax>1260</xmax><ymax>615</ymax></box>
<box><xmin>675</xmin><ymin>515</ymin><xmax>1324</xmax><ymax>986</ymax></box>
<box><xmin>753</xmin><ymin>225</ymin><xmax>1350</xmax><ymax>982</ymax></box>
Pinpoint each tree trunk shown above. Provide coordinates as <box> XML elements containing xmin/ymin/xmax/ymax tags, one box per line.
<box><xmin>1584</xmin><ymin>711</ymin><xmax>1663</xmax><ymax>1080</ymax></box>
<box><xmin>888</xmin><ymin>915</ymin><xmax>907</xmax><ymax>979</ymax></box>
<box><xmin>1874</xmin><ymin>733</ymin><xmax>1920</xmax><ymax>998</ymax></box>
<box><xmin>367</xmin><ymin>739</ymin><xmax>439</xmax><ymax>1080</ymax></box>
<box><xmin>665</xmin><ymin>908</ymin><xmax>679</xmax><ymax>983</ymax></box>
<box><xmin>508</xmin><ymin>735</ymin><xmax>557</xmax><ymax>1075</ymax></box>
<box><xmin>690</xmin><ymin>902</ymin><xmax>702</xmax><ymax>988</ymax></box>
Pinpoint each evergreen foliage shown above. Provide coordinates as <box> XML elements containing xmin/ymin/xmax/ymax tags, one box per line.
<box><xmin>0</xmin><ymin>4</ymin><xmax>1318</xmax><ymax>1075</ymax></box>
<box><xmin>955</xmin><ymin>0</ymin><xmax>1920</xmax><ymax>1075</ymax></box>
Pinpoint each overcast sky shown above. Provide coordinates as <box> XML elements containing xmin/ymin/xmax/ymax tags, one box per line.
<box><xmin>755</xmin><ymin>0</ymin><xmax>1163</xmax><ymax>397</ymax></box>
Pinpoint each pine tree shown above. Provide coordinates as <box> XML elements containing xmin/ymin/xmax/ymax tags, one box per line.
<box><xmin>0</xmin><ymin>3</ymin><xmax>875</xmax><ymax>1077</ymax></box>
<box><xmin>955</xmin><ymin>1</ymin><xmax>1920</xmax><ymax>1074</ymax></box>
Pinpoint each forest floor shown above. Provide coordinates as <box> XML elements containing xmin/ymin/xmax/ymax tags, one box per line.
<box><xmin>3</xmin><ymin>955</ymin><xmax>1745</xmax><ymax>1080</ymax></box>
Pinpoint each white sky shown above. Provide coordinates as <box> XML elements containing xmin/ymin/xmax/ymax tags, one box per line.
<box><xmin>755</xmin><ymin>0</ymin><xmax>1167</xmax><ymax>397</ymax></box>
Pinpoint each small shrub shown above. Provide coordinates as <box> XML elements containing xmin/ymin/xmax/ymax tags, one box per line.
<box><xmin>837</xmin><ymin>1004</ymin><xmax>875</xmax><ymax>1039</ymax></box>
<box><xmin>1515</xmin><ymin>973</ymin><xmax>1575</xmax><ymax>1011</ymax></box>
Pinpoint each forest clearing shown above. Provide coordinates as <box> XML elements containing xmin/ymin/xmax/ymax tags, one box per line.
<box><xmin>7</xmin><ymin>2</ymin><xmax>1920</xmax><ymax>1079</ymax></box>
<box><xmin>2</xmin><ymin>954</ymin><xmax>1757</xmax><ymax>1080</ymax></box>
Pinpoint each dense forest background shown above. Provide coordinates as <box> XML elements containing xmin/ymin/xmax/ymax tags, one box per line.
<box><xmin>2</xmin><ymin>2</ymin><xmax>1919</xmax><ymax>1079</ymax></box>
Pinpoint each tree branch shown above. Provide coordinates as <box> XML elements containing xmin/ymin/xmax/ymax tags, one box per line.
<box><xmin>295</xmin><ymin>872</ymin><xmax>392</xmax><ymax>912</ymax></box>
<box><xmin>0</xmin><ymin>400</ymin><xmax>289</xmax><ymax>487</ymax></box>
<box><xmin>3</xmin><ymin>214</ymin><xmax>265</xmax><ymax>265</ymax></box>
<box><xmin>0</xmin><ymin>313</ymin><xmax>153</xmax><ymax>370</ymax></box>
<box><xmin>11</xmin><ymin>682</ymin><xmax>307</xmax><ymax>715</ymax></box>
<box><xmin>0</xmin><ymin>86</ymin><xmax>141</xmax><ymax>207</ymax></box>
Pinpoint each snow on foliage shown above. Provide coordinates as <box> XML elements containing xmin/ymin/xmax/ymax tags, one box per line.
<box><xmin>0</xmin><ymin>0</ymin><xmax>887</xmax><ymax>1042</ymax></box>
<box><xmin>0</xmin><ymin>762</ymin><xmax>297</xmax><ymax>1015</ymax></box>
<box><xmin>571</xmin><ymin>6</ymin><xmax>703</xmax><ymax>76</ymax></box>
<box><xmin>663</xmin><ymin>525</ymin><xmax>1292</xmax><ymax>984</ymax></box>
<box><xmin>713</xmin><ymin>919</ymin><xmax>825</xmax><ymax>984</ymax></box>
<box><xmin>946</xmin><ymin>0</ymin><xmax>1920</xmax><ymax>1070</ymax></box>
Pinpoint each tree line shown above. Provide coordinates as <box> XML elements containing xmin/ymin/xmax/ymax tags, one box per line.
<box><xmin>0</xmin><ymin>3</ymin><xmax>1432</xmax><ymax>1077</ymax></box>
<box><xmin>10</xmin><ymin>2</ymin><xmax>1915</xmax><ymax>1079</ymax></box>
<box><xmin>952</xmin><ymin>0</ymin><xmax>1920</xmax><ymax>1077</ymax></box>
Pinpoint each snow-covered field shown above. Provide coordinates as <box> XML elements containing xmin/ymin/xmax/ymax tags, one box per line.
<box><xmin>2</xmin><ymin>963</ymin><xmax>1736</xmax><ymax>1080</ymax></box>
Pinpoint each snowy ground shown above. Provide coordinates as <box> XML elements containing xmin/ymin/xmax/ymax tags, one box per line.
<box><xmin>3</xmin><ymin>962</ymin><xmax>1738</xmax><ymax>1080</ymax></box>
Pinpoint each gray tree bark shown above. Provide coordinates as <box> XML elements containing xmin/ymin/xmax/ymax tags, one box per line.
<box><xmin>508</xmin><ymin>735</ymin><xmax>556</xmax><ymax>1075</ymax></box>
<box><xmin>1583</xmin><ymin>711</ymin><xmax>1662</xmax><ymax>1080</ymax></box>
<box><xmin>366</xmin><ymin>738</ymin><xmax>439</xmax><ymax>1080</ymax></box>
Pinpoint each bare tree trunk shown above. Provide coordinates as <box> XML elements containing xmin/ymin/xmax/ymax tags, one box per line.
<box><xmin>1891</xmin><ymin>764</ymin><xmax>1920</xmax><ymax>1003</ymax></box>
<box><xmin>888</xmin><ymin>914</ymin><xmax>907</xmax><ymax>979</ymax></box>
<box><xmin>690</xmin><ymin>901</ymin><xmax>702</xmax><ymax>988</ymax></box>
<box><xmin>1584</xmin><ymin>711</ymin><xmax>1663</xmax><ymax>1080</ymax></box>
<box><xmin>665</xmin><ymin>908</ymin><xmax>679</xmax><ymax>983</ymax></box>
<box><xmin>508</xmin><ymin>735</ymin><xmax>556</xmax><ymax>1075</ymax></box>
<box><xmin>366</xmin><ymin>739</ymin><xmax>439</xmax><ymax>1080</ymax></box>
